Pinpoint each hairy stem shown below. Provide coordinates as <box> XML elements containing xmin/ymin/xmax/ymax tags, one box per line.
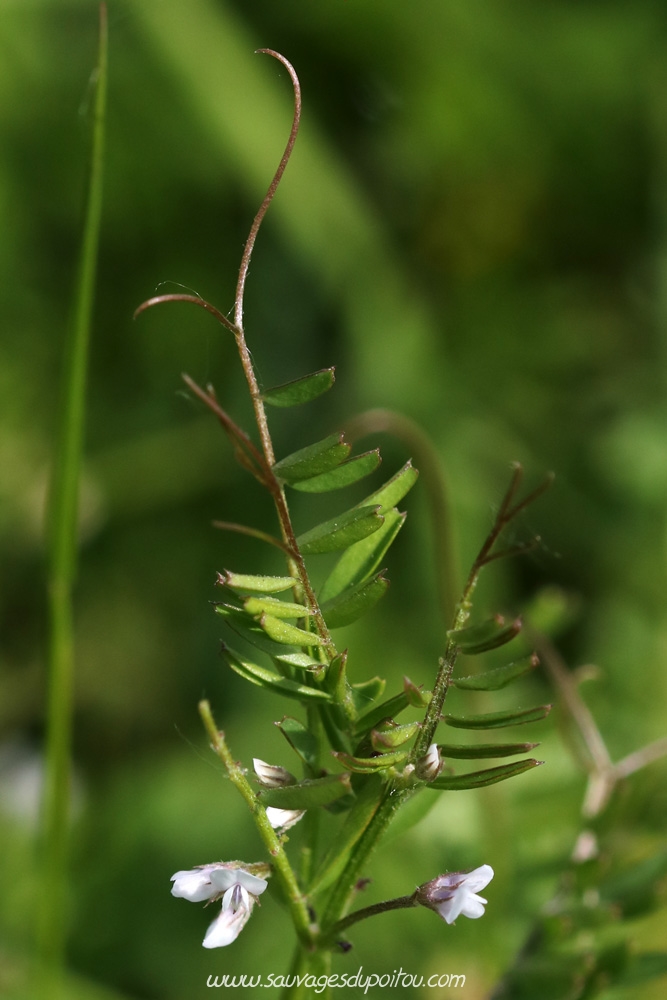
<box><xmin>232</xmin><ymin>50</ymin><xmax>301</xmax><ymax>471</ymax></box>
<box><xmin>320</xmin><ymin>782</ymin><xmax>414</xmax><ymax>931</ymax></box>
<box><xmin>199</xmin><ymin>701</ymin><xmax>315</xmax><ymax>948</ymax></box>
<box><xmin>325</xmin><ymin>892</ymin><xmax>418</xmax><ymax>943</ymax></box>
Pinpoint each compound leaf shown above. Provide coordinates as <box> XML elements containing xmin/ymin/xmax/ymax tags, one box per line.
<box><xmin>321</xmin><ymin>572</ymin><xmax>389</xmax><ymax>629</ymax></box>
<box><xmin>262</xmin><ymin>367</ymin><xmax>335</xmax><ymax>408</ymax></box>
<box><xmin>332</xmin><ymin>747</ymin><xmax>409</xmax><ymax>773</ymax></box>
<box><xmin>244</xmin><ymin>595</ymin><xmax>312</xmax><ymax>619</ymax></box>
<box><xmin>221</xmin><ymin>645</ymin><xmax>330</xmax><ymax>702</ymax></box>
<box><xmin>444</xmin><ymin>704</ymin><xmax>552</xmax><ymax>730</ymax></box>
<box><xmin>218</xmin><ymin>571</ymin><xmax>296</xmax><ymax>595</ymax></box>
<box><xmin>319</xmin><ymin>509</ymin><xmax>405</xmax><ymax>603</ymax></box>
<box><xmin>258</xmin><ymin>773</ymin><xmax>352</xmax><ymax>809</ymax></box>
<box><xmin>259</xmin><ymin>614</ymin><xmax>326</xmax><ymax>647</ymax></box>
<box><xmin>438</xmin><ymin>742</ymin><xmax>540</xmax><ymax>759</ymax></box>
<box><xmin>276</xmin><ymin>716</ymin><xmax>319</xmax><ymax>770</ymax></box>
<box><xmin>448</xmin><ymin>616</ymin><xmax>522</xmax><ymax>654</ymax></box>
<box><xmin>273</xmin><ymin>433</ymin><xmax>350</xmax><ymax>483</ymax></box>
<box><xmin>427</xmin><ymin>758</ymin><xmax>543</xmax><ymax>790</ymax></box>
<box><xmin>453</xmin><ymin>654</ymin><xmax>539</xmax><ymax>691</ymax></box>
<box><xmin>290</xmin><ymin>449</ymin><xmax>381</xmax><ymax>493</ymax></box>
<box><xmin>297</xmin><ymin>505</ymin><xmax>384</xmax><ymax>555</ymax></box>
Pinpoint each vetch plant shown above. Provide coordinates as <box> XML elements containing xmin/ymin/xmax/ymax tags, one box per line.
<box><xmin>136</xmin><ymin>49</ymin><xmax>552</xmax><ymax>987</ymax></box>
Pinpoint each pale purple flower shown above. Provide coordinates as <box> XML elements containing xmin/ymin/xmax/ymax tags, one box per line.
<box><xmin>417</xmin><ymin>864</ymin><xmax>494</xmax><ymax>924</ymax></box>
<box><xmin>170</xmin><ymin>862</ymin><xmax>268</xmax><ymax>947</ymax></box>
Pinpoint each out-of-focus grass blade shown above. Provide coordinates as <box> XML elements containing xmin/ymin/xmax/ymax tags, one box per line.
<box><xmin>38</xmin><ymin>3</ymin><xmax>108</xmax><ymax>987</ymax></box>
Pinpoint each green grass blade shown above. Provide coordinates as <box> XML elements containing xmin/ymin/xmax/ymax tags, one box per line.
<box><xmin>38</xmin><ymin>3</ymin><xmax>108</xmax><ymax>989</ymax></box>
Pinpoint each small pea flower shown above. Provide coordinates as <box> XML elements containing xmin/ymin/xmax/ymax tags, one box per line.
<box><xmin>253</xmin><ymin>758</ymin><xmax>296</xmax><ymax>788</ymax></box>
<box><xmin>416</xmin><ymin>864</ymin><xmax>494</xmax><ymax>924</ymax></box>
<box><xmin>415</xmin><ymin>743</ymin><xmax>442</xmax><ymax>781</ymax></box>
<box><xmin>265</xmin><ymin>806</ymin><xmax>306</xmax><ymax>832</ymax></box>
<box><xmin>170</xmin><ymin>861</ymin><xmax>269</xmax><ymax>947</ymax></box>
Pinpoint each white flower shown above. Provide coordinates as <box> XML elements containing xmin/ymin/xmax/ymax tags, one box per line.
<box><xmin>253</xmin><ymin>758</ymin><xmax>296</xmax><ymax>788</ymax></box>
<box><xmin>202</xmin><ymin>880</ymin><xmax>256</xmax><ymax>948</ymax></box>
<box><xmin>170</xmin><ymin>862</ymin><xmax>269</xmax><ymax>947</ymax></box>
<box><xmin>418</xmin><ymin>864</ymin><xmax>494</xmax><ymax>924</ymax></box>
<box><xmin>415</xmin><ymin>743</ymin><xmax>442</xmax><ymax>781</ymax></box>
<box><xmin>265</xmin><ymin>806</ymin><xmax>306</xmax><ymax>832</ymax></box>
<box><xmin>170</xmin><ymin>865</ymin><xmax>221</xmax><ymax>902</ymax></box>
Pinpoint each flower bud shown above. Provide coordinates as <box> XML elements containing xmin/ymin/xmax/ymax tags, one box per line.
<box><xmin>265</xmin><ymin>806</ymin><xmax>305</xmax><ymax>832</ymax></box>
<box><xmin>253</xmin><ymin>758</ymin><xmax>296</xmax><ymax>788</ymax></box>
<box><xmin>415</xmin><ymin>743</ymin><xmax>442</xmax><ymax>781</ymax></box>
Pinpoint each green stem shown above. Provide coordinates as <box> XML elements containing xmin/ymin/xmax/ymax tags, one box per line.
<box><xmin>232</xmin><ymin>50</ymin><xmax>300</xmax><ymax>473</ymax></box>
<box><xmin>320</xmin><ymin>782</ymin><xmax>413</xmax><ymax>930</ymax></box>
<box><xmin>281</xmin><ymin>946</ymin><xmax>332</xmax><ymax>1000</ymax></box>
<box><xmin>37</xmin><ymin>4</ymin><xmax>107</xmax><ymax>989</ymax></box>
<box><xmin>199</xmin><ymin>701</ymin><xmax>316</xmax><ymax>949</ymax></box>
<box><xmin>325</xmin><ymin>892</ymin><xmax>417</xmax><ymax>944</ymax></box>
<box><xmin>412</xmin><ymin>651</ymin><xmax>457</xmax><ymax>759</ymax></box>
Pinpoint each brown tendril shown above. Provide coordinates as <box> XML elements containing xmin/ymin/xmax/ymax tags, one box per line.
<box><xmin>234</xmin><ymin>49</ymin><xmax>302</xmax><ymax>330</ymax></box>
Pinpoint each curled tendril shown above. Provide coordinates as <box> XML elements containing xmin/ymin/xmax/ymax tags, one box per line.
<box><xmin>234</xmin><ymin>49</ymin><xmax>302</xmax><ymax>330</ymax></box>
<box><xmin>134</xmin><ymin>48</ymin><xmax>302</xmax><ymax>339</ymax></box>
<box><xmin>133</xmin><ymin>294</ymin><xmax>237</xmax><ymax>333</ymax></box>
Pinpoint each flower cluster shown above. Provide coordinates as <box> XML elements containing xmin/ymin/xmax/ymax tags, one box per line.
<box><xmin>171</xmin><ymin>862</ymin><xmax>270</xmax><ymax>948</ymax></box>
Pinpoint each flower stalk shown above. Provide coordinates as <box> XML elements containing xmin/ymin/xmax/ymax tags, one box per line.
<box><xmin>198</xmin><ymin>700</ymin><xmax>315</xmax><ymax>949</ymax></box>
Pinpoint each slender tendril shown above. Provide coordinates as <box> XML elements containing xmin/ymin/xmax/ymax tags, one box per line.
<box><xmin>234</xmin><ymin>50</ymin><xmax>302</xmax><ymax>330</ymax></box>
<box><xmin>212</xmin><ymin>520</ymin><xmax>294</xmax><ymax>556</ymax></box>
<box><xmin>133</xmin><ymin>293</ymin><xmax>237</xmax><ymax>334</ymax></box>
<box><xmin>133</xmin><ymin>48</ymin><xmax>336</xmax><ymax>656</ymax></box>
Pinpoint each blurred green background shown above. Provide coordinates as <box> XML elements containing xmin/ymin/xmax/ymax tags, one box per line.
<box><xmin>2</xmin><ymin>0</ymin><xmax>667</xmax><ymax>997</ymax></box>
